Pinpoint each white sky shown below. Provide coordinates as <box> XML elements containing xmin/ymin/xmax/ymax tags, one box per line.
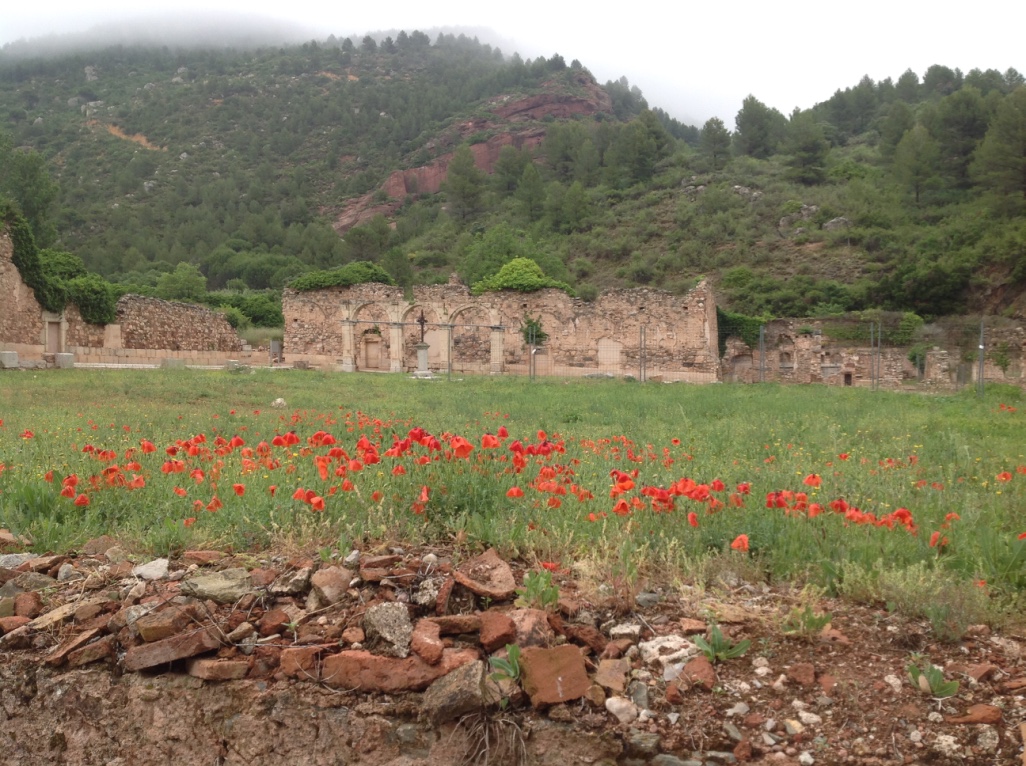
<box><xmin>2</xmin><ymin>1</ymin><xmax>1022</xmax><ymax>125</ymax></box>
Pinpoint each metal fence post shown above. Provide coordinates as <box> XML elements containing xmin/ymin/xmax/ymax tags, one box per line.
<box><xmin>977</xmin><ymin>318</ymin><xmax>985</xmax><ymax>398</ymax></box>
<box><xmin>758</xmin><ymin>325</ymin><xmax>765</xmax><ymax>383</ymax></box>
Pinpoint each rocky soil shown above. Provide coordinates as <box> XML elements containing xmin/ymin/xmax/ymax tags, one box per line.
<box><xmin>0</xmin><ymin>535</ymin><xmax>1024</xmax><ymax>766</ymax></box>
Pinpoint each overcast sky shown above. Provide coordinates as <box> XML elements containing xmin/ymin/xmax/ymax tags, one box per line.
<box><xmin>2</xmin><ymin>1</ymin><xmax>1022</xmax><ymax>125</ymax></box>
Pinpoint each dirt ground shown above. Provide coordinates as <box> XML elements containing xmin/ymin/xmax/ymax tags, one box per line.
<box><xmin>0</xmin><ymin>540</ymin><xmax>1024</xmax><ymax>766</ymax></box>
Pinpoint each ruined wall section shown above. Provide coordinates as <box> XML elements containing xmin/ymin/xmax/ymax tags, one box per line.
<box><xmin>116</xmin><ymin>295</ymin><xmax>242</xmax><ymax>352</ymax></box>
<box><xmin>283</xmin><ymin>279</ymin><xmax>719</xmax><ymax>381</ymax></box>
<box><xmin>0</xmin><ymin>229</ymin><xmax>44</xmax><ymax>347</ymax></box>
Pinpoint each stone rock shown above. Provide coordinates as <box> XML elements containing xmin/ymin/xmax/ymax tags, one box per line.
<box><xmin>180</xmin><ymin>568</ymin><xmax>254</xmax><ymax>603</ymax></box>
<box><xmin>430</xmin><ymin>614</ymin><xmax>481</xmax><ymax>635</ymax></box>
<box><xmin>0</xmin><ymin>554</ymin><xmax>36</xmax><ymax>571</ymax></box>
<box><xmin>945</xmin><ymin>703</ymin><xmax>1002</xmax><ymax>725</ymax></box>
<box><xmin>677</xmin><ymin>655</ymin><xmax>716</xmax><ymax>691</ymax></box>
<box><xmin>625</xmin><ymin>728</ymin><xmax>661</xmax><ymax>757</ymax></box>
<box><xmin>594</xmin><ymin>658</ymin><xmax>630</xmax><ymax>693</ymax></box>
<box><xmin>132</xmin><ymin>558</ymin><xmax>169</xmax><ymax>581</ymax></box>
<box><xmin>320</xmin><ymin>648</ymin><xmax>478</xmax><ymax>692</ymax></box>
<box><xmin>478</xmin><ymin>610</ymin><xmax>516</xmax><ymax>652</ymax></box>
<box><xmin>652</xmin><ymin>756</ymin><xmax>700</xmax><ymax>766</ymax></box>
<box><xmin>258</xmin><ymin>608</ymin><xmax>291</xmax><ymax>637</ymax></box>
<box><xmin>605</xmin><ymin>696</ymin><xmax>639</xmax><ymax>724</ymax></box>
<box><xmin>341</xmin><ymin>626</ymin><xmax>365</xmax><ymax>645</ymax></box>
<box><xmin>787</xmin><ymin>662</ymin><xmax>816</xmax><ymax>686</ymax></box>
<box><xmin>270</xmin><ymin>567</ymin><xmax>312</xmax><ymax>595</ymax></box>
<box><xmin>453</xmin><ymin>548</ymin><xmax>515</xmax><ymax>601</ymax></box>
<box><xmin>422</xmin><ymin>660</ymin><xmax>490</xmax><ymax>724</ymax></box>
<box><xmin>363</xmin><ymin>602</ymin><xmax>413</xmax><ymax>658</ymax></box>
<box><xmin>280</xmin><ymin>646</ymin><xmax>323</xmax><ymax>680</ymax></box>
<box><xmin>13</xmin><ymin>590</ymin><xmax>43</xmax><ymax>618</ymax></box>
<box><xmin>510</xmin><ymin>608</ymin><xmax>554</xmax><ymax>648</ymax></box>
<box><xmin>639</xmin><ymin>634</ymin><xmax>695</xmax><ymax>668</ymax></box>
<box><xmin>182</xmin><ymin>550</ymin><xmax>224</xmax><ymax>566</ymax></box>
<box><xmin>187</xmin><ymin>658</ymin><xmax>249</xmax><ymax>681</ymax></box>
<box><xmin>67</xmin><ymin>634</ymin><xmax>116</xmax><ymax>667</ymax></box>
<box><xmin>135</xmin><ymin>604</ymin><xmax>200</xmax><ymax>643</ymax></box>
<box><xmin>679</xmin><ymin>618</ymin><xmax>707</xmax><ymax>635</ymax></box>
<box><xmin>30</xmin><ymin>599</ymin><xmax>104</xmax><ymax>631</ymax></box>
<box><xmin>11</xmin><ymin>572</ymin><xmax>57</xmax><ymax>592</ymax></box>
<box><xmin>57</xmin><ymin>563</ymin><xmax>83</xmax><ymax>582</ymax></box>
<box><xmin>608</xmin><ymin>623</ymin><xmax>642</xmax><ymax>642</ymax></box>
<box><xmin>410</xmin><ymin>619</ymin><xmax>444</xmax><ymax>665</ymax></box>
<box><xmin>310</xmin><ymin>566</ymin><xmax>352</xmax><ymax>605</ymax></box>
<box><xmin>0</xmin><ymin>616</ymin><xmax>31</xmax><ymax>633</ymax></box>
<box><xmin>519</xmin><ymin>644</ymin><xmax>590</xmax><ymax>707</ymax></box>
<box><xmin>123</xmin><ymin>627</ymin><xmax>221</xmax><ymax>671</ymax></box>
<box><xmin>564</xmin><ymin>623</ymin><xmax>607</xmax><ymax>654</ymax></box>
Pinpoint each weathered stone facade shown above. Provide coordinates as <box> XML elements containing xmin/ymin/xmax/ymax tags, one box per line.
<box><xmin>115</xmin><ymin>295</ymin><xmax>241</xmax><ymax>352</ymax></box>
<box><xmin>283</xmin><ymin>279</ymin><xmax>720</xmax><ymax>382</ymax></box>
<box><xmin>0</xmin><ymin>230</ymin><xmax>242</xmax><ymax>367</ymax></box>
<box><xmin>721</xmin><ymin>318</ymin><xmax>1026</xmax><ymax>389</ymax></box>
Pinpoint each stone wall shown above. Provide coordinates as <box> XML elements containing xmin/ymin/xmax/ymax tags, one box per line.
<box><xmin>721</xmin><ymin>318</ymin><xmax>1026</xmax><ymax>389</ymax></box>
<box><xmin>283</xmin><ymin>279</ymin><xmax>719</xmax><ymax>382</ymax></box>
<box><xmin>1</xmin><ymin>230</ymin><xmax>242</xmax><ymax>365</ymax></box>
<box><xmin>0</xmin><ymin>227</ymin><xmax>44</xmax><ymax>346</ymax></box>
<box><xmin>116</xmin><ymin>295</ymin><xmax>242</xmax><ymax>352</ymax></box>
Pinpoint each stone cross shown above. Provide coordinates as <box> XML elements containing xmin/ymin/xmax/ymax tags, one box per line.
<box><xmin>417</xmin><ymin>310</ymin><xmax>427</xmax><ymax>343</ymax></box>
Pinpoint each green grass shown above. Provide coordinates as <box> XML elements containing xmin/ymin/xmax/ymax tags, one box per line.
<box><xmin>1</xmin><ymin>370</ymin><xmax>1024</xmax><ymax>630</ymax></box>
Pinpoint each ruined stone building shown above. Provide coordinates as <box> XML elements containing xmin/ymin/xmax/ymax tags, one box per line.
<box><xmin>283</xmin><ymin>278</ymin><xmax>720</xmax><ymax>382</ymax></box>
<box><xmin>0</xmin><ymin>230</ymin><xmax>243</xmax><ymax>368</ymax></box>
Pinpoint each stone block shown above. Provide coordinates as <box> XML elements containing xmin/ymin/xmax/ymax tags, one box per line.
<box><xmin>55</xmin><ymin>353</ymin><xmax>74</xmax><ymax>369</ymax></box>
<box><xmin>122</xmin><ymin>626</ymin><xmax>221</xmax><ymax>671</ymax></box>
<box><xmin>162</xmin><ymin>358</ymin><xmax>185</xmax><ymax>369</ymax></box>
<box><xmin>0</xmin><ymin>352</ymin><xmax>18</xmax><ymax>369</ymax></box>
<box><xmin>187</xmin><ymin>658</ymin><xmax>250</xmax><ymax>681</ymax></box>
<box><xmin>519</xmin><ymin>644</ymin><xmax>590</xmax><ymax>707</ymax></box>
<box><xmin>320</xmin><ymin>648</ymin><xmax>478</xmax><ymax>692</ymax></box>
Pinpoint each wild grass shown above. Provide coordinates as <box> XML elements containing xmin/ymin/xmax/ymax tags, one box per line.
<box><xmin>0</xmin><ymin>370</ymin><xmax>1023</xmax><ymax>630</ymax></box>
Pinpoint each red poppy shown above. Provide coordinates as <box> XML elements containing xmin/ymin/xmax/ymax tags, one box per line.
<box><xmin>418</xmin><ymin>486</ymin><xmax>431</xmax><ymax>503</ymax></box>
<box><xmin>687</xmin><ymin>512</ymin><xmax>699</xmax><ymax>528</ymax></box>
<box><xmin>710</xmin><ymin>479</ymin><xmax>725</xmax><ymax>492</ymax></box>
<box><xmin>997</xmin><ymin>472</ymin><xmax>1013</xmax><ymax>482</ymax></box>
<box><xmin>371</xmin><ymin>490</ymin><xmax>383</xmax><ymax>502</ymax></box>
<box><xmin>612</xmin><ymin>498</ymin><xmax>631</xmax><ymax>516</ymax></box>
<box><xmin>140</xmin><ymin>440</ymin><xmax>156</xmax><ymax>454</ymax></box>
<box><xmin>269</xmin><ymin>485</ymin><xmax>277</xmax><ymax>496</ymax></box>
<box><xmin>838</xmin><ymin>453</ymin><xmax>850</xmax><ymax>461</ymax></box>
<box><xmin>184</xmin><ymin>517</ymin><xmax>197</xmax><ymax>527</ymax></box>
<box><xmin>481</xmin><ymin>434</ymin><xmax>500</xmax><ymax>449</ymax></box>
<box><xmin>506</xmin><ymin>487</ymin><xmax>524</xmax><ymax>498</ymax></box>
<box><xmin>803</xmin><ymin>474</ymin><xmax>822</xmax><ymax>488</ymax></box>
<box><xmin>20</xmin><ymin>430</ymin><xmax>34</xmax><ymax>439</ymax></box>
<box><xmin>44</xmin><ymin>470</ymin><xmax>54</xmax><ymax>483</ymax></box>
<box><xmin>206</xmin><ymin>496</ymin><xmax>223</xmax><ymax>512</ymax></box>
<box><xmin>292</xmin><ymin>487</ymin><xmax>307</xmax><ymax>501</ymax></box>
<box><xmin>540</xmin><ymin>562</ymin><xmax>559</xmax><ymax>572</ymax></box>
<box><xmin>60</xmin><ymin>485</ymin><xmax>75</xmax><ymax>498</ymax></box>
<box><xmin>730</xmin><ymin>534</ymin><xmax>749</xmax><ymax>552</ymax></box>
<box><xmin>73</xmin><ymin>493</ymin><xmax>89</xmax><ymax>506</ymax></box>
<box><xmin>173</xmin><ymin>487</ymin><xmax>187</xmax><ymax>497</ymax></box>
<box><xmin>309</xmin><ymin>495</ymin><xmax>325</xmax><ymax>511</ymax></box>
<box><xmin>497</xmin><ymin>426</ymin><xmax>508</xmax><ymax>438</ymax></box>
<box><xmin>233</xmin><ymin>484</ymin><xmax>245</xmax><ymax>496</ymax></box>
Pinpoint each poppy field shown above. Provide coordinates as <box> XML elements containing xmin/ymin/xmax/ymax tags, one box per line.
<box><xmin>1</xmin><ymin>369</ymin><xmax>1024</xmax><ymax>627</ymax></box>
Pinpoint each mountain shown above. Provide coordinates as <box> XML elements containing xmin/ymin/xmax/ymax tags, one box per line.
<box><xmin>1</xmin><ymin>31</ymin><xmax>1024</xmax><ymax>326</ymax></box>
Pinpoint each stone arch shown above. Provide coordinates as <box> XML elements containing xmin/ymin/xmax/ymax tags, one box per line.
<box><xmin>352</xmin><ymin>303</ymin><xmax>392</xmax><ymax>371</ymax></box>
<box><xmin>449</xmin><ymin>304</ymin><xmax>494</xmax><ymax>373</ymax></box>
<box><xmin>401</xmin><ymin>304</ymin><xmax>445</xmax><ymax>371</ymax></box>
<box><xmin>730</xmin><ymin>352</ymin><xmax>753</xmax><ymax>382</ymax></box>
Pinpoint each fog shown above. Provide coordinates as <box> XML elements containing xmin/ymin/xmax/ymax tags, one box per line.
<box><xmin>2</xmin><ymin>2</ymin><xmax>1022</xmax><ymax>125</ymax></box>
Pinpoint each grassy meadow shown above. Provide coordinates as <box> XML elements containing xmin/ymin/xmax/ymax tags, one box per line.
<box><xmin>1</xmin><ymin>369</ymin><xmax>1024</xmax><ymax>633</ymax></box>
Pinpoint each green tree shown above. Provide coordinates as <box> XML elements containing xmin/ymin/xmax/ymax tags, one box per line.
<box><xmin>700</xmin><ymin>117</ymin><xmax>731</xmax><ymax>168</ymax></box>
<box><xmin>155</xmin><ymin>262</ymin><xmax>207</xmax><ymax>301</ymax></box>
<box><xmin>895</xmin><ymin>69</ymin><xmax>921</xmax><ymax>102</ymax></box>
<box><xmin>442</xmin><ymin>144</ymin><xmax>486</xmax><ymax>223</ymax></box>
<box><xmin>734</xmin><ymin>95</ymin><xmax>786</xmax><ymax>158</ymax></box>
<box><xmin>894</xmin><ymin>125</ymin><xmax>941</xmax><ymax>204</ymax></box>
<box><xmin>931</xmin><ymin>86</ymin><xmax>990</xmax><ymax>187</ymax></box>
<box><xmin>784</xmin><ymin>111</ymin><xmax>829</xmax><ymax>185</ymax></box>
<box><xmin>515</xmin><ymin>162</ymin><xmax>546</xmax><ymax>222</ymax></box>
<box><xmin>492</xmin><ymin>145</ymin><xmax>530</xmax><ymax>196</ymax></box>
<box><xmin>971</xmin><ymin>87</ymin><xmax>1026</xmax><ymax>212</ymax></box>
<box><xmin>879</xmin><ymin>101</ymin><xmax>916</xmax><ymax>160</ymax></box>
<box><xmin>0</xmin><ymin>137</ymin><xmax>59</xmax><ymax>247</ymax></box>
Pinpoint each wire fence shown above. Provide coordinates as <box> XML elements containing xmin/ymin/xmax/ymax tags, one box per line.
<box><xmin>338</xmin><ymin>317</ymin><xmax>1022</xmax><ymax>394</ymax></box>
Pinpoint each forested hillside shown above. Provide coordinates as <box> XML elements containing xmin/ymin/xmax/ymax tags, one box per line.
<box><xmin>1</xmin><ymin>31</ymin><xmax>1024</xmax><ymax>329</ymax></box>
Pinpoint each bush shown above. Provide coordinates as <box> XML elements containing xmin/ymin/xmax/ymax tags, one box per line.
<box><xmin>289</xmin><ymin>261</ymin><xmax>396</xmax><ymax>291</ymax></box>
<box><xmin>64</xmin><ymin>274</ymin><xmax>117</xmax><ymax>325</ymax></box>
<box><xmin>471</xmin><ymin>257</ymin><xmax>574</xmax><ymax>296</ymax></box>
<box><xmin>218</xmin><ymin>305</ymin><xmax>250</xmax><ymax>330</ymax></box>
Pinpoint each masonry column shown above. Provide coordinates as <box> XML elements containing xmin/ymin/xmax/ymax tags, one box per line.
<box><xmin>490</xmin><ymin>326</ymin><xmax>504</xmax><ymax>374</ymax></box>
<box><xmin>340</xmin><ymin>320</ymin><xmax>356</xmax><ymax>372</ymax></box>
<box><xmin>389</xmin><ymin>323</ymin><xmax>403</xmax><ymax>373</ymax></box>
